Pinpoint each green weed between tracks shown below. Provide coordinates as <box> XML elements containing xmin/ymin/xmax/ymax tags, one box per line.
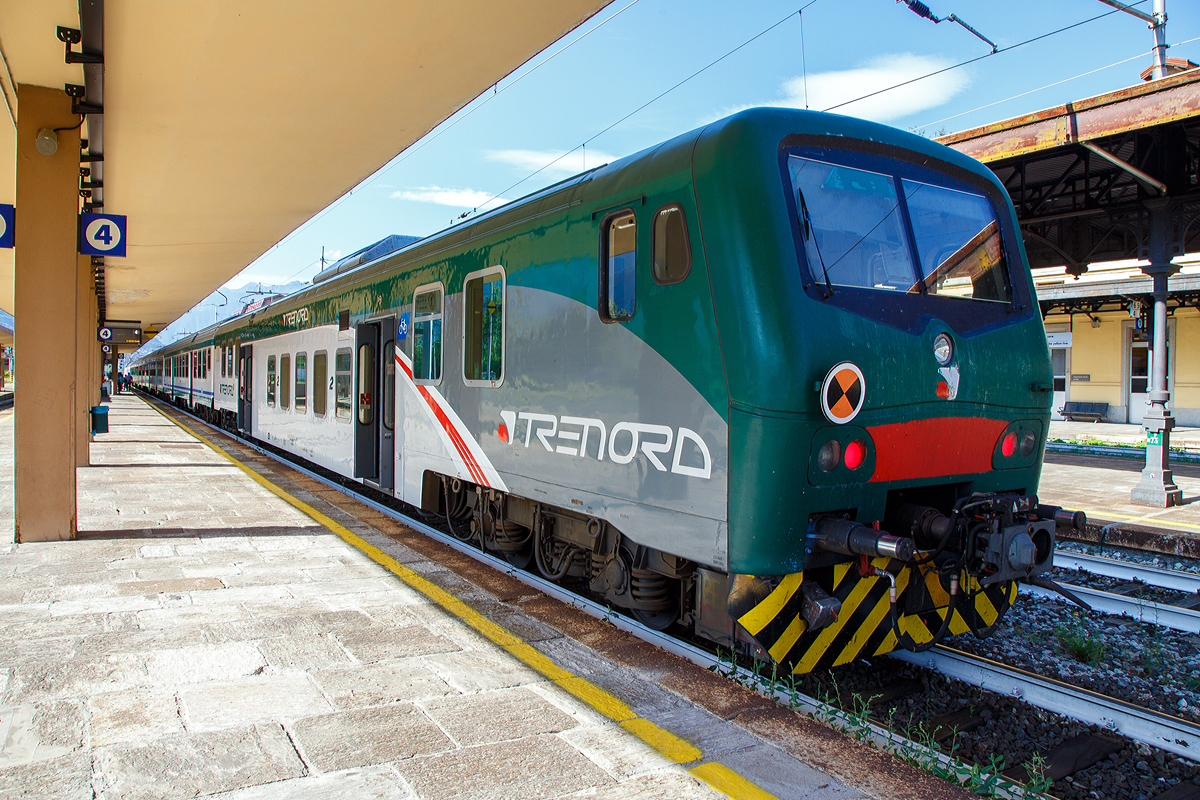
<box><xmin>710</xmin><ymin>650</ymin><xmax>1053</xmax><ymax>799</ymax></box>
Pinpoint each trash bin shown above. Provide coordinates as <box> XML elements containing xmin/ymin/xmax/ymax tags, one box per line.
<box><xmin>90</xmin><ymin>405</ymin><xmax>109</xmax><ymax>435</ymax></box>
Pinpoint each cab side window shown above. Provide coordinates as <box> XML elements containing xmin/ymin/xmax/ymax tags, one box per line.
<box><xmin>652</xmin><ymin>204</ymin><xmax>691</xmax><ymax>285</ymax></box>
<box><xmin>601</xmin><ymin>210</ymin><xmax>636</xmax><ymax>322</ymax></box>
<box><xmin>266</xmin><ymin>356</ymin><xmax>276</xmax><ymax>406</ymax></box>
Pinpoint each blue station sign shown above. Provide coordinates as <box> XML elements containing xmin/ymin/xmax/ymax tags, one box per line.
<box><xmin>0</xmin><ymin>204</ymin><xmax>13</xmax><ymax>249</ymax></box>
<box><xmin>79</xmin><ymin>212</ymin><xmax>127</xmax><ymax>257</ymax></box>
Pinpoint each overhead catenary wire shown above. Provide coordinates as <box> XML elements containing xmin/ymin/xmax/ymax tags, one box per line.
<box><xmin>473</xmin><ymin>0</ymin><xmax>823</xmax><ymax>215</ymax></box>
<box><xmin>821</xmin><ymin>0</ymin><xmax>1154</xmax><ymax>114</ymax></box>
<box><xmin>917</xmin><ymin>32</ymin><xmax>1200</xmax><ymax>131</ymax></box>
<box><xmin>475</xmin><ymin>0</ymin><xmax>1164</xmax><ymax>217</ymax></box>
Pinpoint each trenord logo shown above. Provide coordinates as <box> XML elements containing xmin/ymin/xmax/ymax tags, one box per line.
<box><xmin>497</xmin><ymin>410</ymin><xmax>712</xmax><ymax>479</ymax></box>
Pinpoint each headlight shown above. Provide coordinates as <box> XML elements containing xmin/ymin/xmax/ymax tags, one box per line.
<box><xmin>817</xmin><ymin>439</ymin><xmax>841</xmax><ymax>472</ymax></box>
<box><xmin>933</xmin><ymin>333</ymin><xmax>954</xmax><ymax>366</ymax></box>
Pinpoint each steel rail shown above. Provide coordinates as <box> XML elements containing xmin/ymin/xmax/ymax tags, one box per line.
<box><xmin>889</xmin><ymin>646</ymin><xmax>1200</xmax><ymax>762</ymax></box>
<box><xmin>1054</xmin><ymin>550</ymin><xmax>1200</xmax><ymax>594</ymax></box>
<box><xmin>1024</xmin><ymin>581</ymin><xmax>1200</xmax><ymax>634</ymax></box>
<box><xmin>151</xmin><ymin>395</ymin><xmax>1192</xmax><ymax>780</ymax></box>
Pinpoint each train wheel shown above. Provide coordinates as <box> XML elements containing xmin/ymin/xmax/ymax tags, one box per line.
<box><xmin>632</xmin><ymin>603</ymin><xmax>678</xmax><ymax>631</ymax></box>
<box><xmin>502</xmin><ymin>544</ymin><xmax>533</xmax><ymax>570</ymax></box>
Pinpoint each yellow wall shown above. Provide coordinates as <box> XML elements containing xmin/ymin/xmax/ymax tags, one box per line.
<box><xmin>1065</xmin><ymin>314</ymin><xmax>1123</xmax><ymax>405</ymax></box>
<box><xmin>1175</xmin><ymin>310</ymin><xmax>1200</xmax><ymax>409</ymax></box>
<box><xmin>1045</xmin><ymin>306</ymin><xmax>1200</xmax><ymax>424</ymax></box>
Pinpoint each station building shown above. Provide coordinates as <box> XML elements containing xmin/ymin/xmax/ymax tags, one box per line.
<box><xmin>1036</xmin><ymin>255</ymin><xmax>1200</xmax><ymax>424</ymax></box>
<box><xmin>940</xmin><ymin>68</ymin><xmax>1200</xmax><ymax>431</ymax></box>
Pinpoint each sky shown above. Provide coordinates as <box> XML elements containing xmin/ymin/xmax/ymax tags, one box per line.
<box><xmin>212</xmin><ymin>0</ymin><xmax>1199</xmax><ymax>298</ymax></box>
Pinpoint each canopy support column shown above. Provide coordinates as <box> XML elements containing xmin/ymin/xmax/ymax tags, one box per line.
<box><xmin>1131</xmin><ymin>199</ymin><xmax>1183</xmax><ymax>507</ymax></box>
<box><xmin>14</xmin><ymin>85</ymin><xmax>81</xmax><ymax>541</ymax></box>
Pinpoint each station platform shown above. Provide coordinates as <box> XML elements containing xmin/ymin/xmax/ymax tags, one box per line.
<box><xmin>1040</xmin><ymin>420</ymin><xmax>1200</xmax><ymax>544</ymax></box>
<box><xmin>0</xmin><ymin>396</ymin><xmax>963</xmax><ymax>800</ymax></box>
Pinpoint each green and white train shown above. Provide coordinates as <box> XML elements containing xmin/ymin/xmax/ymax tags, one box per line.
<box><xmin>132</xmin><ymin>108</ymin><xmax>1071</xmax><ymax>673</ymax></box>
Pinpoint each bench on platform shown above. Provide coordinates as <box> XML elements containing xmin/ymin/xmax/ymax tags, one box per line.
<box><xmin>1060</xmin><ymin>401</ymin><xmax>1109</xmax><ymax>422</ymax></box>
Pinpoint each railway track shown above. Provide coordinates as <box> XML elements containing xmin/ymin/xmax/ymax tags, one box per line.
<box><xmin>152</xmin><ymin>393</ymin><xmax>1200</xmax><ymax>798</ymax></box>
<box><xmin>1036</xmin><ymin>550</ymin><xmax>1200</xmax><ymax>635</ymax></box>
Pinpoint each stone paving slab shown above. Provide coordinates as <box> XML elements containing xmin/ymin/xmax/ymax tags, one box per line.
<box><xmin>0</xmin><ymin>396</ymin><xmax>971</xmax><ymax>800</ymax></box>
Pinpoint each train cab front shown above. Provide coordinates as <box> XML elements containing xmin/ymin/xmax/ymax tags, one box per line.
<box><xmin>695</xmin><ymin>109</ymin><xmax>1087</xmax><ymax>673</ymax></box>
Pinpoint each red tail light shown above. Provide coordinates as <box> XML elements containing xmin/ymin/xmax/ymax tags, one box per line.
<box><xmin>844</xmin><ymin>439</ymin><xmax>867</xmax><ymax>470</ymax></box>
<box><xmin>1001</xmin><ymin>431</ymin><xmax>1018</xmax><ymax>458</ymax></box>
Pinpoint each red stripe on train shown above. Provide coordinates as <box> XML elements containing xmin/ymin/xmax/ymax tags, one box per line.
<box><xmin>397</xmin><ymin>353</ymin><xmax>490</xmax><ymax>487</ymax></box>
<box><xmin>867</xmin><ymin>417</ymin><xmax>1007</xmax><ymax>483</ymax></box>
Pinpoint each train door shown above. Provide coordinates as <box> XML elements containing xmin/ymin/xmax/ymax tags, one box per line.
<box><xmin>238</xmin><ymin>344</ymin><xmax>253</xmax><ymax>432</ymax></box>
<box><xmin>354</xmin><ymin>318</ymin><xmax>395</xmax><ymax>488</ymax></box>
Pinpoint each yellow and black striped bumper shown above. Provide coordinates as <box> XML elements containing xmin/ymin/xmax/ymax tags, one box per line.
<box><xmin>729</xmin><ymin>560</ymin><xmax>1017</xmax><ymax>674</ymax></box>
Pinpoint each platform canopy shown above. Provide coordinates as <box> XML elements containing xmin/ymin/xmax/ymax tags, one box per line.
<box><xmin>936</xmin><ymin>68</ymin><xmax>1200</xmax><ymax>276</ymax></box>
<box><xmin>0</xmin><ymin>0</ymin><xmax>610</xmax><ymax>334</ymax></box>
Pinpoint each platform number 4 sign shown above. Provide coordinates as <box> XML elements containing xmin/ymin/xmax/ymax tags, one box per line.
<box><xmin>79</xmin><ymin>212</ymin><xmax>127</xmax><ymax>257</ymax></box>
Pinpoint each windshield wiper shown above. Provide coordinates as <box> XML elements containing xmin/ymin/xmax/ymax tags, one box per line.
<box><xmin>797</xmin><ymin>188</ymin><xmax>833</xmax><ymax>298</ymax></box>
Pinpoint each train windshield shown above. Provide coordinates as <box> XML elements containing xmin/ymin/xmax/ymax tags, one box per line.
<box><xmin>788</xmin><ymin>155</ymin><xmax>1010</xmax><ymax>304</ymax></box>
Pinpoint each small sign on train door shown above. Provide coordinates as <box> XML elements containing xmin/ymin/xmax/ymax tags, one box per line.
<box><xmin>79</xmin><ymin>212</ymin><xmax>127</xmax><ymax>257</ymax></box>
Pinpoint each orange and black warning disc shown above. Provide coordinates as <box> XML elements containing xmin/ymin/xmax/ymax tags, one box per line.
<box><xmin>820</xmin><ymin>362</ymin><xmax>865</xmax><ymax>425</ymax></box>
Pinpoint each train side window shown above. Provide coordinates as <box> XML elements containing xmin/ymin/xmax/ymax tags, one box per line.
<box><xmin>220</xmin><ymin>348</ymin><xmax>225</xmax><ymax>378</ymax></box>
<box><xmin>652</xmin><ymin>204</ymin><xmax>691</xmax><ymax>285</ymax></box>
<box><xmin>412</xmin><ymin>284</ymin><xmax>443</xmax><ymax>384</ymax></box>
<box><xmin>463</xmin><ymin>268</ymin><xmax>504</xmax><ymax>386</ymax></box>
<box><xmin>295</xmin><ymin>352</ymin><xmax>307</xmax><ymax>414</ymax></box>
<box><xmin>266</xmin><ymin>356</ymin><xmax>276</xmax><ymax>406</ymax></box>
<box><xmin>382</xmin><ymin>340</ymin><xmax>395</xmax><ymax>431</ymax></box>
<box><xmin>313</xmin><ymin>351</ymin><xmax>328</xmax><ymax>417</ymax></box>
<box><xmin>601</xmin><ymin>210</ymin><xmax>636</xmax><ymax>321</ymax></box>
<box><xmin>335</xmin><ymin>349</ymin><xmax>352</xmax><ymax>421</ymax></box>
<box><xmin>281</xmin><ymin>354</ymin><xmax>291</xmax><ymax>410</ymax></box>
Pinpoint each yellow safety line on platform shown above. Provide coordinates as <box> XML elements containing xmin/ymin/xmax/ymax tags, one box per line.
<box><xmin>144</xmin><ymin>398</ymin><xmax>776</xmax><ymax>800</ymax></box>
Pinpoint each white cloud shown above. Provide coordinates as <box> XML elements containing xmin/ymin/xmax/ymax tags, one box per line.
<box><xmin>391</xmin><ymin>186</ymin><xmax>501</xmax><ymax>209</ymax></box>
<box><xmin>486</xmin><ymin>148</ymin><xmax>620</xmax><ymax>179</ymax></box>
<box><xmin>751</xmin><ymin>54</ymin><xmax>970</xmax><ymax>123</ymax></box>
